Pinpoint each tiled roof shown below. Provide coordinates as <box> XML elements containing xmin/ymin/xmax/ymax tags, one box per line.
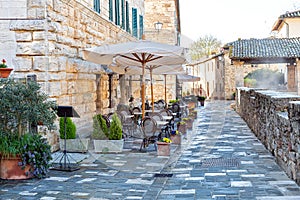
<box><xmin>272</xmin><ymin>10</ymin><xmax>300</xmax><ymax>31</ymax></box>
<box><xmin>227</xmin><ymin>38</ymin><xmax>300</xmax><ymax>60</ymax></box>
<box><xmin>279</xmin><ymin>10</ymin><xmax>300</xmax><ymax>18</ymax></box>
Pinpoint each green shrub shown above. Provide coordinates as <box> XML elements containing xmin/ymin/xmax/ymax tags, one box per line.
<box><xmin>109</xmin><ymin>113</ymin><xmax>122</xmax><ymax>140</ymax></box>
<box><xmin>92</xmin><ymin>114</ymin><xmax>109</xmax><ymax>140</ymax></box>
<box><xmin>59</xmin><ymin>117</ymin><xmax>76</xmax><ymax>139</ymax></box>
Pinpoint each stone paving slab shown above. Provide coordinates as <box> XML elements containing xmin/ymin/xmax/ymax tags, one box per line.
<box><xmin>1</xmin><ymin>101</ymin><xmax>300</xmax><ymax>199</ymax></box>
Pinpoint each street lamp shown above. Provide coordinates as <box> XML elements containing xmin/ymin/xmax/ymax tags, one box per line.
<box><xmin>154</xmin><ymin>21</ymin><xmax>163</xmax><ymax>32</ymax></box>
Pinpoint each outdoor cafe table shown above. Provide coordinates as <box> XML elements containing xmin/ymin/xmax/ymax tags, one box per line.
<box><xmin>162</xmin><ymin>116</ymin><xmax>173</xmax><ymax>121</ymax></box>
<box><xmin>156</xmin><ymin>121</ymin><xmax>169</xmax><ymax>126</ymax></box>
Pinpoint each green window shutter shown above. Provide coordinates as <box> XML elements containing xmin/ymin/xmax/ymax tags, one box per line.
<box><xmin>115</xmin><ymin>0</ymin><xmax>120</xmax><ymax>25</ymax></box>
<box><xmin>109</xmin><ymin>0</ymin><xmax>113</xmax><ymax>21</ymax></box>
<box><xmin>132</xmin><ymin>8</ymin><xmax>137</xmax><ymax>37</ymax></box>
<box><xmin>125</xmin><ymin>1</ymin><xmax>130</xmax><ymax>32</ymax></box>
<box><xmin>139</xmin><ymin>15</ymin><xmax>143</xmax><ymax>39</ymax></box>
<box><xmin>94</xmin><ymin>0</ymin><xmax>101</xmax><ymax>13</ymax></box>
<box><xmin>121</xmin><ymin>0</ymin><xmax>125</xmax><ymax>29</ymax></box>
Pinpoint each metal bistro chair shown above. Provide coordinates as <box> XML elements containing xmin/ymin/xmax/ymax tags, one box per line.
<box><xmin>148</xmin><ymin>112</ymin><xmax>169</xmax><ymax>140</ymax></box>
<box><xmin>140</xmin><ymin>117</ymin><xmax>158</xmax><ymax>151</ymax></box>
<box><xmin>119</xmin><ymin>110</ymin><xmax>136</xmax><ymax>138</ymax></box>
<box><xmin>157</xmin><ymin>99</ymin><xmax>166</xmax><ymax>110</ymax></box>
<box><xmin>160</xmin><ymin>109</ymin><xmax>175</xmax><ymax>133</ymax></box>
<box><xmin>172</xmin><ymin>102</ymin><xmax>182</xmax><ymax>121</ymax></box>
<box><xmin>131</xmin><ymin>106</ymin><xmax>142</xmax><ymax>125</ymax></box>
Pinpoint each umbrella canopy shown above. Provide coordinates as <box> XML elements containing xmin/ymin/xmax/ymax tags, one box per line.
<box><xmin>83</xmin><ymin>40</ymin><xmax>186</xmax><ymax>117</ymax></box>
<box><xmin>109</xmin><ymin>64</ymin><xmax>186</xmax><ymax>111</ymax></box>
<box><xmin>177</xmin><ymin>74</ymin><xmax>200</xmax><ymax>82</ymax></box>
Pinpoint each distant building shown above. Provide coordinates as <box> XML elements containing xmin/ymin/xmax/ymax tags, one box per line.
<box><xmin>271</xmin><ymin>10</ymin><xmax>300</xmax><ymax>38</ymax></box>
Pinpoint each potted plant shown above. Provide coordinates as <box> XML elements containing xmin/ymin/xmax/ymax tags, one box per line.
<box><xmin>156</xmin><ymin>137</ymin><xmax>172</xmax><ymax>156</ymax></box>
<box><xmin>177</xmin><ymin>121</ymin><xmax>187</xmax><ymax>134</ymax></box>
<box><xmin>182</xmin><ymin>117</ymin><xmax>193</xmax><ymax>129</ymax></box>
<box><xmin>0</xmin><ymin>79</ymin><xmax>56</xmax><ymax>179</ymax></box>
<box><xmin>170</xmin><ymin>130</ymin><xmax>181</xmax><ymax>145</ymax></box>
<box><xmin>92</xmin><ymin>113</ymin><xmax>123</xmax><ymax>153</ymax></box>
<box><xmin>197</xmin><ymin>96</ymin><xmax>206</xmax><ymax>106</ymax></box>
<box><xmin>0</xmin><ymin>58</ymin><xmax>13</xmax><ymax>78</ymax></box>
<box><xmin>59</xmin><ymin>117</ymin><xmax>89</xmax><ymax>153</ymax></box>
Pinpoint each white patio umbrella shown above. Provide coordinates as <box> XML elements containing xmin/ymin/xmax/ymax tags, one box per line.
<box><xmin>177</xmin><ymin>74</ymin><xmax>200</xmax><ymax>82</ymax></box>
<box><xmin>83</xmin><ymin>40</ymin><xmax>186</xmax><ymax>117</ymax></box>
<box><xmin>109</xmin><ymin>64</ymin><xmax>186</xmax><ymax>111</ymax></box>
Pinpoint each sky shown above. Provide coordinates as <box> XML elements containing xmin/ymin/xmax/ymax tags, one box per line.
<box><xmin>180</xmin><ymin>0</ymin><xmax>300</xmax><ymax>44</ymax></box>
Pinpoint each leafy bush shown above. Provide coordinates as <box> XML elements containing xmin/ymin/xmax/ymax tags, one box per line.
<box><xmin>19</xmin><ymin>133</ymin><xmax>52</xmax><ymax>178</ymax></box>
<box><xmin>92</xmin><ymin>114</ymin><xmax>109</xmax><ymax>140</ymax></box>
<box><xmin>0</xmin><ymin>79</ymin><xmax>57</xmax><ymax>137</ymax></box>
<box><xmin>59</xmin><ymin>117</ymin><xmax>76</xmax><ymax>139</ymax></box>
<box><xmin>109</xmin><ymin>113</ymin><xmax>122</xmax><ymax>140</ymax></box>
<box><xmin>0</xmin><ymin>79</ymin><xmax>56</xmax><ymax>178</ymax></box>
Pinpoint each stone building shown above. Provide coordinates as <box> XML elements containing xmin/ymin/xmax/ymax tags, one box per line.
<box><xmin>129</xmin><ymin>0</ymin><xmax>182</xmax><ymax>103</ymax></box>
<box><xmin>0</xmin><ymin>0</ymin><xmax>145</xmax><ymax>149</ymax></box>
<box><xmin>271</xmin><ymin>10</ymin><xmax>300</xmax><ymax>38</ymax></box>
<box><xmin>226</xmin><ymin>38</ymin><xmax>300</xmax><ymax>95</ymax></box>
<box><xmin>0</xmin><ymin>0</ymin><xmax>183</xmax><ymax>149</ymax></box>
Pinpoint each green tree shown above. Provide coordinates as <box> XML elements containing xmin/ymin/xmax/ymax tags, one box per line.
<box><xmin>189</xmin><ymin>35</ymin><xmax>222</xmax><ymax>61</ymax></box>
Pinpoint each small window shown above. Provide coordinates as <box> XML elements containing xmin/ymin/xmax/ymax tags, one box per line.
<box><xmin>132</xmin><ymin>8</ymin><xmax>138</xmax><ymax>37</ymax></box>
<box><xmin>94</xmin><ymin>0</ymin><xmax>101</xmax><ymax>13</ymax></box>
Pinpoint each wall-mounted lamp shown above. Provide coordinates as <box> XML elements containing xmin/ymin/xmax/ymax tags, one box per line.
<box><xmin>154</xmin><ymin>21</ymin><xmax>163</xmax><ymax>32</ymax></box>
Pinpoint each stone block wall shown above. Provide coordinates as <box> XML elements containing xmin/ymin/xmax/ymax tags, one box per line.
<box><xmin>0</xmin><ymin>0</ymin><xmax>142</xmax><ymax>150</ymax></box>
<box><xmin>236</xmin><ymin>87</ymin><xmax>300</xmax><ymax>184</ymax></box>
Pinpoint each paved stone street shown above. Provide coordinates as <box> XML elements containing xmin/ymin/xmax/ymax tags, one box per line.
<box><xmin>1</xmin><ymin>100</ymin><xmax>300</xmax><ymax>199</ymax></box>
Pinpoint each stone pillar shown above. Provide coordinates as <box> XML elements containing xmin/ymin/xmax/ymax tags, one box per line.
<box><xmin>119</xmin><ymin>74</ymin><xmax>126</xmax><ymax>104</ymax></box>
<box><xmin>288</xmin><ymin>64</ymin><xmax>297</xmax><ymax>92</ymax></box>
<box><xmin>296</xmin><ymin>59</ymin><xmax>300</xmax><ymax>95</ymax></box>
<box><xmin>232</xmin><ymin>60</ymin><xmax>245</xmax><ymax>87</ymax></box>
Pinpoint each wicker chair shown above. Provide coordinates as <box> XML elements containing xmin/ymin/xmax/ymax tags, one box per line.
<box><xmin>140</xmin><ymin>117</ymin><xmax>158</xmax><ymax>150</ymax></box>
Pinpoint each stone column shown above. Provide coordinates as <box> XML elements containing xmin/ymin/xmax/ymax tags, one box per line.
<box><xmin>296</xmin><ymin>59</ymin><xmax>300</xmax><ymax>95</ymax></box>
<box><xmin>232</xmin><ymin>60</ymin><xmax>245</xmax><ymax>87</ymax></box>
<box><xmin>119</xmin><ymin>74</ymin><xmax>126</xmax><ymax>104</ymax></box>
<box><xmin>288</xmin><ymin>63</ymin><xmax>297</xmax><ymax>92</ymax></box>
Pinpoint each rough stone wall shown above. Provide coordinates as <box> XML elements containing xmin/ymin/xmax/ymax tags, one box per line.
<box><xmin>0</xmin><ymin>0</ymin><xmax>140</xmax><ymax>149</ymax></box>
<box><xmin>144</xmin><ymin>0</ymin><xmax>178</xmax><ymax>45</ymax></box>
<box><xmin>236</xmin><ymin>87</ymin><xmax>300</xmax><ymax>184</ymax></box>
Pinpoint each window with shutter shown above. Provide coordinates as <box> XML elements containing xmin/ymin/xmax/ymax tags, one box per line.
<box><xmin>139</xmin><ymin>15</ymin><xmax>144</xmax><ymax>39</ymax></box>
<box><xmin>115</xmin><ymin>0</ymin><xmax>120</xmax><ymax>25</ymax></box>
<box><xmin>125</xmin><ymin>1</ymin><xmax>130</xmax><ymax>32</ymax></box>
<box><xmin>94</xmin><ymin>0</ymin><xmax>101</xmax><ymax>13</ymax></box>
<box><xmin>109</xmin><ymin>0</ymin><xmax>113</xmax><ymax>21</ymax></box>
<box><xmin>121</xmin><ymin>0</ymin><xmax>125</xmax><ymax>29</ymax></box>
<box><xmin>132</xmin><ymin>8</ymin><xmax>137</xmax><ymax>37</ymax></box>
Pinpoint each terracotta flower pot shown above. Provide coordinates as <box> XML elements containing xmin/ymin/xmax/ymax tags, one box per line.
<box><xmin>170</xmin><ymin>134</ymin><xmax>181</xmax><ymax>145</ymax></box>
<box><xmin>0</xmin><ymin>156</ymin><xmax>32</xmax><ymax>180</ymax></box>
<box><xmin>156</xmin><ymin>142</ymin><xmax>170</xmax><ymax>156</ymax></box>
<box><xmin>177</xmin><ymin>123</ymin><xmax>187</xmax><ymax>134</ymax></box>
<box><xmin>0</xmin><ymin>68</ymin><xmax>13</xmax><ymax>78</ymax></box>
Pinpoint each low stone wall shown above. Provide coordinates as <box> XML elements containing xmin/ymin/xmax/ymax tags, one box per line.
<box><xmin>236</xmin><ymin>87</ymin><xmax>300</xmax><ymax>184</ymax></box>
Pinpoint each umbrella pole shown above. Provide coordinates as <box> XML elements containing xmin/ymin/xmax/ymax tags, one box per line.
<box><xmin>164</xmin><ymin>74</ymin><xmax>167</xmax><ymax>107</ymax></box>
<box><xmin>141</xmin><ymin>63</ymin><xmax>145</xmax><ymax>118</ymax></box>
<box><xmin>151</xmin><ymin>70</ymin><xmax>154</xmax><ymax>112</ymax></box>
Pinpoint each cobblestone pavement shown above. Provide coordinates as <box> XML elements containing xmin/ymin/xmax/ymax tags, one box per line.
<box><xmin>1</xmin><ymin>100</ymin><xmax>300</xmax><ymax>199</ymax></box>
